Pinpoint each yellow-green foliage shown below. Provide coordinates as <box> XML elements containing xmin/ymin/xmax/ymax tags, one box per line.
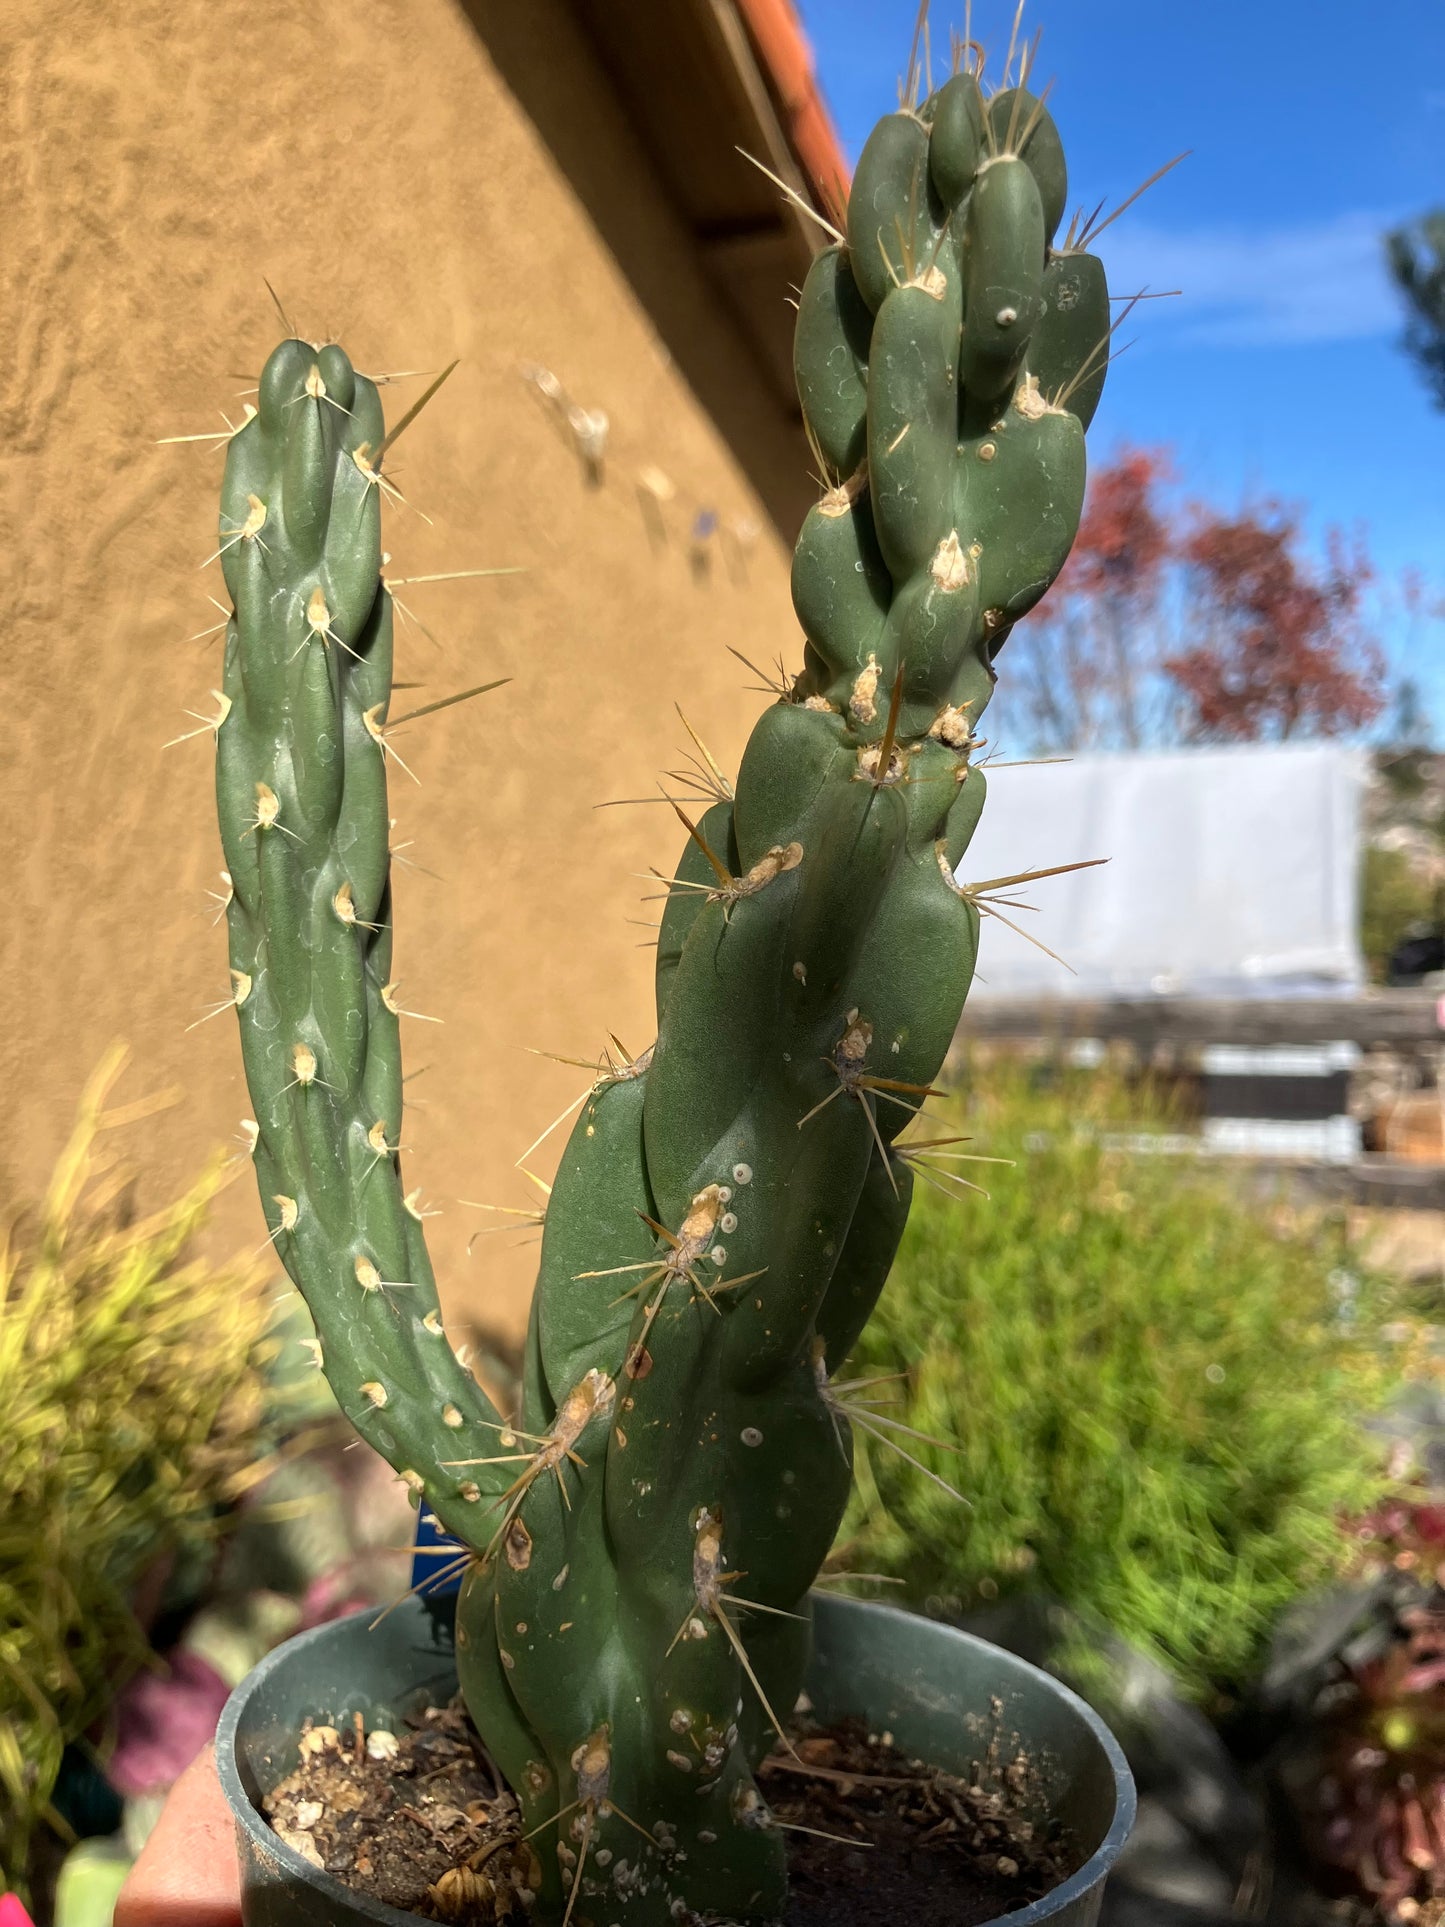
<box><xmin>840</xmin><ymin>1062</ymin><xmax>1404</xmax><ymax>1702</ymax></box>
<box><xmin>0</xmin><ymin>1047</ymin><xmax>271</xmax><ymax>1894</ymax></box>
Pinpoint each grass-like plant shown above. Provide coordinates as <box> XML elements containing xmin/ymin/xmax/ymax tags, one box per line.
<box><xmin>839</xmin><ymin>1060</ymin><xmax>1405</xmax><ymax>1703</ymax></box>
<box><xmin>0</xmin><ymin>1047</ymin><xmax>273</xmax><ymax>1899</ymax></box>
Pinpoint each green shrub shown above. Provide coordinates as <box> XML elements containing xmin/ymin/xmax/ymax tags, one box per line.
<box><xmin>0</xmin><ymin>1048</ymin><xmax>274</xmax><ymax>1897</ymax></box>
<box><xmin>1360</xmin><ymin>843</ymin><xmax>1438</xmax><ymax>981</ymax></box>
<box><xmin>839</xmin><ymin>1062</ymin><xmax>1404</xmax><ymax>1702</ymax></box>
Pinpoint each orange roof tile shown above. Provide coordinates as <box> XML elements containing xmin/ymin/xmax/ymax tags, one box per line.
<box><xmin>734</xmin><ymin>0</ymin><xmax>851</xmax><ymax>221</ymax></box>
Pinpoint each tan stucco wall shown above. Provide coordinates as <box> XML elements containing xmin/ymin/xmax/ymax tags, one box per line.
<box><xmin>1</xmin><ymin>0</ymin><xmax>804</xmax><ymax>1343</ymax></box>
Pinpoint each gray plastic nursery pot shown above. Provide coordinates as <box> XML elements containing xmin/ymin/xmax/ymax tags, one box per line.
<box><xmin>216</xmin><ymin>1591</ymin><xmax>1135</xmax><ymax>1927</ymax></box>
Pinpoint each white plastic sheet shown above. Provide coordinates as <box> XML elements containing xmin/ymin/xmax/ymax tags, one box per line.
<box><xmin>957</xmin><ymin>743</ymin><xmax>1366</xmax><ymax>999</ymax></box>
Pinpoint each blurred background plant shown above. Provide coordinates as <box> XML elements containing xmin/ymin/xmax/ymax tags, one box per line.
<box><xmin>836</xmin><ymin>1058</ymin><xmax>1412</xmax><ymax>1706</ymax></box>
<box><xmin>1387</xmin><ymin>210</ymin><xmax>1445</xmax><ymax>416</ymax></box>
<box><xmin>996</xmin><ymin>443</ymin><xmax>1388</xmax><ymax>756</ymax></box>
<box><xmin>1275</xmin><ymin>1498</ymin><xmax>1445</xmax><ymax>1919</ymax></box>
<box><xmin>1362</xmin><ymin>844</ymin><xmax>1444</xmax><ymax>986</ymax></box>
<box><xmin>0</xmin><ymin>1046</ymin><xmax>349</xmax><ymax>1914</ymax></box>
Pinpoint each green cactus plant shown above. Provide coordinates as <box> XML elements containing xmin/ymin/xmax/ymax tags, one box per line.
<box><xmin>206</xmin><ymin>35</ymin><xmax>1116</xmax><ymax>1926</ymax></box>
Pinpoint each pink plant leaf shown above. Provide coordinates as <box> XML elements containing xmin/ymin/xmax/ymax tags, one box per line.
<box><xmin>1399</xmin><ymin>1656</ymin><xmax>1445</xmax><ymax>1696</ymax></box>
<box><xmin>1404</xmin><ymin>1793</ymin><xmax>1438</xmax><ymax>1871</ymax></box>
<box><xmin>105</xmin><ymin>1649</ymin><xmax>231</xmax><ymax>1797</ymax></box>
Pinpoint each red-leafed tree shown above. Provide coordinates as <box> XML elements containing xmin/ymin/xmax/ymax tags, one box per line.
<box><xmin>1166</xmin><ymin>514</ymin><xmax>1385</xmax><ymax>742</ymax></box>
<box><xmin>1068</xmin><ymin>447</ymin><xmax>1176</xmax><ymax>599</ymax></box>
<box><xmin>1002</xmin><ymin>446</ymin><xmax>1387</xmax><ymax>750</ymax></box>
<box><xmin>1008</xmin><ymin>445</ymin><xmax>1176</xmax><ymax>750</ymax></box>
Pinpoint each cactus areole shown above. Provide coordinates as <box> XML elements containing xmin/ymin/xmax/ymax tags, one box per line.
<box><xmin>211</xmin><ymin>62</ymin><xmax>1109</xmax><ymax>1927</ymax></box>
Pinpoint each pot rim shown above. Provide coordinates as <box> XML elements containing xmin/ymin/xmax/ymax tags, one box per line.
<box><xmin>217</xmin><ymin>1596</ymin><xmax>1135</xmax><ymax>1926</ymax></box>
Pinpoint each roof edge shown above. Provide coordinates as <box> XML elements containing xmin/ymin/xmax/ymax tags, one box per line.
<box><xmin>733</xmin><ymin>0</ymin><xmax>850</xmax><ymax>222</ymax></box>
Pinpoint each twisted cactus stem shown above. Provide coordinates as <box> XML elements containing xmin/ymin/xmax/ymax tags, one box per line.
<box><xmin>451</xmin><ymin>65</ymin><xmax>1111</xmax><ymax>1926</ymax></box>
<box><xmin>207</xmin><ymin>45</ymin><xmax>1113</xmax><ymax>1927</ymax></box>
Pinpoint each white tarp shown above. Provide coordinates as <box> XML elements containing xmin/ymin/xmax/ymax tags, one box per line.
<box><xmin>956</xmin><ymin>743</ymin><xmax>1366</xmax><ymax>999</ymax></box>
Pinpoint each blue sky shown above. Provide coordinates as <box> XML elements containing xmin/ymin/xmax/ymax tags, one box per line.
<box><xmin>795</xmin><ymin>0</ymin><xmax>1445</xmax><ymax>724</ymax></box>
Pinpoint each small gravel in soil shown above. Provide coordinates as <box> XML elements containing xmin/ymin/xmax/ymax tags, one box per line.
<box><xmin>263</xmin><ymin>1702</ymin><xmax>538</xmax><ymax>1921</ymax></box>
<box><xmin>264</xmin><ymin>1695</ymin><xmax>1074</xmax><ymax>1925</ymax></box>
